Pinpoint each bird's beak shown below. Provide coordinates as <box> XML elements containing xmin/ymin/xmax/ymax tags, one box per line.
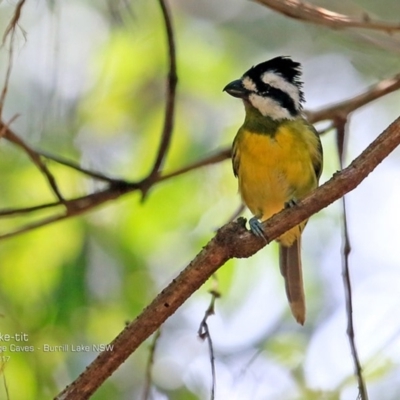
<box><xmin>223</xmin><ymin>79</ymin><xmax>249</xmax><ymax>99</ymax></box>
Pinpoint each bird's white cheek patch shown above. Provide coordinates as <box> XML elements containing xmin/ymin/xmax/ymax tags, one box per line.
<box><xmin>249</xmin><ymin>94</ymin><xmax>294</xmax><ymax>120</ymax></box>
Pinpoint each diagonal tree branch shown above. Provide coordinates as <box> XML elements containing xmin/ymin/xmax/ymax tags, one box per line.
<box><xmin>55</xmin><ymin>115</ymin><xmax>400</xmax><ymax>399</ymax></box>
<box><xmin>255</xmin><ymin>0</ymin><xmax>400</xmax><ymax>33</ymax></box>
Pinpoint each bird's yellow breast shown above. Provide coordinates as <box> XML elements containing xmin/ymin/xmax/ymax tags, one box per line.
<box><xmin>233</xmin><ymin>119</ymin><xmax>320</xmax><ymax>245</ymax></box>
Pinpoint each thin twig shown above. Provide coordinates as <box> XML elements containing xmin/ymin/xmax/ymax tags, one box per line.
<box><xmin>198</xmin><ymin>319</ymin><xmax>216</xmax><ymax>400</ymax></box>
<box><xmin>335</xmin><ymin>116</ymin><xmax>348</xmax><ymax>164</ymax></box>
<box><xmin>0</xmin><ymin>0</ymin><xmax>62</xmax><ymax>202</ymax></box>
<box><xmin>158</xmin><ymin>148</ymin><xmax>231</xmax><ymax>182</ymax></box>
<box><xmin>198</xmin><ymin>280</ymin><xmax>220</xmax><ymax>400</ymax></box>
<box><xmin>0</xmin><ymin>0</ymin><xmax>27</xmax><ymax>119</ymax></box>
<box><xmin>54</xmin><ymin>115</ymin><xmax>400</xmax><ymax>399</ymax></box>
<box><xmin>36</xmin><ymin>147</ymin><xmax>230</xmax><ymax>186</ymax></box>
<box><xmin>141</xmin><ymin>329</ymin><xmax>162</xmax><ymax>400</ymax></box>
<box><xmin>1</xmin><ymin>121</ymin><xmax>66</xmax><ymax>203</ymax></box>
<box><xmin>1</xmin><ymin>0</ymin><xmax>26</xmax><ymax>45</ymax></box>
<box><xmin>0</xmin><ymin>182</ymin><xmax>134</xmax><ymax>240</ymax></box>
<box><xmin>0</xmin><ymin>359</ymin><xmax>10</xmax><ymax>400</ymax></box>
<box><xmin>255</xmin><ymin>0</ymin><xmax>400</xmax><ymax>33</ymax></box>
<box><xmin>147</xmin><ymin>0</ymin><xmax>177</xmax><ymax>182</ymax></box>
<box><xmin>335</xmin><ymin>117</ymin><xmax>369</xmax><ymax>400</ymax></box>
<box><xmin>36</xmin><ymin>149</ymin><xmax>124</xmax><ymax>183</ymax></box>
<box><xmin>0</xmin><ymin>201</ymin><xmax>62</xmax><ymax>217</ymax></box>
<box><xmin>0</xmin><ymin>41</ymin><xmax>12</xmax><ymax>120</ymax></box>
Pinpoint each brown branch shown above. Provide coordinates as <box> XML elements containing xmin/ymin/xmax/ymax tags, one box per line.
<box><xmin>1</xmin><ymin>0</ymin><xmax>26</xmax><ymax>45</ymax></box>
<box><xmin>0</xmin><ymin>200</ymin><xmax>65</xmax><ymax>217</ymax></box>
<box><xmin>255</xmin><ymin>0</ymin><xmax>400</xmax><ymax>33</ymax></box>
<box><xmin>35</xmin><ymin>149</ymin><xmax>122</xmax><ymax>183</ymax></box>
<box><xmin>147</xmin><ymin>0</ymin><xmax>177</xmax><ymax>182</ymax></box>
<box><xmin>0</xmin><ymin>121</ymin><xmax>66</xmax><ymax>203</ymax></box>
<box><xmin>54</xmin><ymin>116</ymin><xmax>400</xmax><ymax>399</ymax></box>
<box><xmin>0</xmin><ymin>0</ymin><xmax>27</xmax><ymax>119</ymax></box>
<box><xmin>308</xmin><ymin>73</ymin><xmax>400</xmax><ymax>123</ymax></box>
<box><xmin>342</xmin><ymin>196</ymin><xmax>368</xmax><ymax>400</ymax></box>
<box><xmin>0</xmin><ymin>46</ymin><xmax>12</xmax><ymax>121</ymax></box>
<box><xmin>0</xmin><ymin>182</ymin><xmax>134</xmax><ymax>240</ymax></box>
<box><xmin>198</xmin><ymin>284</ymin><xmax>220</xmax><ymax>400</ymax></box>
<box><xmin>158</xmin><ymin>148</ymin><xmax>231</xmax><ymax>182</ymax></box>
<box><xmin>141</xmin><ymin>329</ymin><xmax>161</xmax><ymax>400</ymax></box>
<box><xmin>335</xmin><ymin>118</ymin><xmax>368</xmax><ymax>399</ymax></box>
<box><xmin>36</xmin><ymin>147</ymin><xmax>231</xmax><ymax>186</ymax></box>
<box><xmin>0</xmin><ymin>2</ymin><xmax>64</xmax><ymax>208</ymax></box>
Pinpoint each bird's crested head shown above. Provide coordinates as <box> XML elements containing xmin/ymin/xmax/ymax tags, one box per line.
<box><xmin>224</xmin><ymin>56</ymin><xmax>305</xmax><ymax>120</ymax></box>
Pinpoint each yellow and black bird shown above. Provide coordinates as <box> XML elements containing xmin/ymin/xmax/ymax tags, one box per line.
<box><xmin>224</xmin><ymin>56</ymin><xmax>323</xmax><ymax>325</ymax></box>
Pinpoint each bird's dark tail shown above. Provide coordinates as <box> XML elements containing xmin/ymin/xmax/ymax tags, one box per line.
<box><xmin>279</xmin><ymin>238</ymin><xmax>305</xmax><ymax>325</ymax></box>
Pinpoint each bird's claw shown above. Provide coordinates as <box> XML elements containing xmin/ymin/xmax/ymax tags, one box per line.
<box><xmin>284</xmin><ymin>198</ymin><xmax>298</xmax><ymax>209</ymax></box>
<box><xmin>249</xmin><ymin>217</ymin><xmax>267</xmax><ymax>242</ymax></box>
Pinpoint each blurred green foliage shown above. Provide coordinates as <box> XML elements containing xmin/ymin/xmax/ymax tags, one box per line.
<box><xmin>0</xmin><ymin>0</ymin><xmax>400</xmax><ymax>399</ymax></box>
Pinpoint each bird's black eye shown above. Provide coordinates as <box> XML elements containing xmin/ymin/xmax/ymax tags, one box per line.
<box><xmin>259</xmin><ymin>83</ymin><xmax>271</xmax><ymax>96</ymax></box>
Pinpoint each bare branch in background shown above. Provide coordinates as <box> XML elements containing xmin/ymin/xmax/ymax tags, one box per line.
<box><xmin>255</xmin><ymin>0</ymin><xmax>400</xmax><ymax>33</ymax></box>
<box><xmin>1</xmin><ymin>0</ymin><xmax>26</xmax><ymax>45</ymax></box>
<box><xmin>141</xmin><ymin>330</ymin><xmax>162</xmax><ymax>400</ymax></box>
<box><xmin>0</xmin><ymin>358</ymin><xmax>10</xmax><ymax>400</ymax></box>
<box><xmin>0</xmin><ymin>122</ymin><xmax>66</xmax><ymax>203</ymax></box>
<box><xmin>147</xmin><ymin>0</ymin><xmax>177</xmax><ymax>184</ymax></box>
<box><xmin>0</xmin><ymin>0</ymin><xmax>26</xmax><ymax>118</ymax></box>
<box><xmin>34</xmin><ymin>149</ymin><xmax>123</xmax><ymax>183</ymax></box>
<box><xmin>308</xmin><ymin>73</ymin><xmax>400</xmax><ymax>124</ymax></box>
<box><xmin>0</xmin><ymin>1</ymin><xmax>66</xmax><ymax>204</ymax></box>
<box><xmin>54</xmin><ymin>116</ymin><xmax>400</xmax><ymax>399</ymax></box>
<box><xmin>0</xmin><ymin>179</ymin><xmax>134</xmax><ymax>240</ymax></box>
<box><xmin>335</xmin><ymin>117</ymin><xmax>369</xmax><ymax>400</ymax></box>
<box><xmin>198</xmin><ymin>281</ymin><xmax>220</xmax><ymax>400</ymax></box>
<box><xmin>158</xmin><ymin>148</ymin><xmax>231</xmax><ymax>182</ymax></box>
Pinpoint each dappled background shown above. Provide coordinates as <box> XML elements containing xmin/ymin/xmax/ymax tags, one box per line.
<box><xmin>1</xmin><ymin>0</ymin><xmax>400</xmax><ymax>399</ymax></box>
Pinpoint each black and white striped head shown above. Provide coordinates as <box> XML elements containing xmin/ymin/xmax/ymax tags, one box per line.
<box><xmin>224</xmin><ymin>56</ymin><xmax>304</xmax><ymax>120</ymax></box>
